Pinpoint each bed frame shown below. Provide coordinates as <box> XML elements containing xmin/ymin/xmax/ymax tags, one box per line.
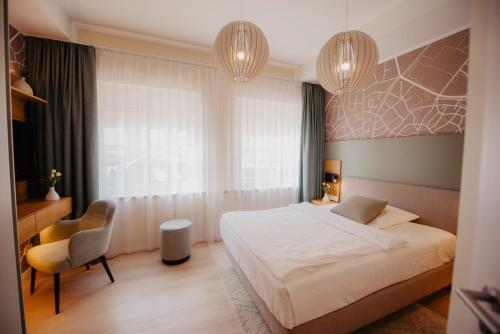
<box><xmin>227</xmin><ymin>177</ymin><xmax>460</xmax><ymax>334</ymax></box>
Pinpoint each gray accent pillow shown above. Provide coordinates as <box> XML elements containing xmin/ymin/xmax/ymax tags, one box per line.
<box><xmin>330</xmin><ymin>195</ymin><xmax>389</xmax><ymax>224</ymax></box>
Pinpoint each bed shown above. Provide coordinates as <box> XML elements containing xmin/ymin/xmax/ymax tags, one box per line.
<box><xmin>220</xmin><ymin>177</ymin><xmax>459</xmax><ymax>334</ymax></box>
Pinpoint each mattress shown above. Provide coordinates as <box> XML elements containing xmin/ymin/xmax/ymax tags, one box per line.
<box><xmin>220</xmin><ymin>204</ymin><xmax>456</xmax><ymax>329</ymax></box>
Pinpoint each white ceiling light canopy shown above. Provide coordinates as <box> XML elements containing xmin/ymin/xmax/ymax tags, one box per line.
<box><xmin>213</xmin><ymin>0</ymin><xmax>269</xmax><ymax>81</ymax></box>
<box><xmin>316</xmin><ymin>0</ymin><xmax>379</xmax><ymax>94</ymax></box>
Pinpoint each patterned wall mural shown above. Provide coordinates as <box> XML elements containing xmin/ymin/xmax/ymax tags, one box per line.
<box><xmin>9</xmin><ymin>25</ymin><xmax>26</xmax><ymax>76</ymax></box>
<box><xmin>325</xmin><ymin>29</ymin><xmax>469</xmax><ymax>141</ymax></box>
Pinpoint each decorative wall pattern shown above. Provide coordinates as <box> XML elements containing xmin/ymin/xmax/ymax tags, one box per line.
<box><xmin>9</xmin><ymin>25</ymin><xmax>26</xmax><ymax>76</ymax></box>
<box><xmin>325</xmin><ymin>29</ymin><xmax>469</xmax><ymax>141</ymax></box>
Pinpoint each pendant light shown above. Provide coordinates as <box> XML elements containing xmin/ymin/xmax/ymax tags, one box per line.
<box><xmin>214</xmin><ymin>0</ymin><xmax>269</xmax><ymax>81</ymax></box>
<box><xmin>316</xmin><ymin>0</ymin><xmax>379</xmax><ymax>95</ymax></box>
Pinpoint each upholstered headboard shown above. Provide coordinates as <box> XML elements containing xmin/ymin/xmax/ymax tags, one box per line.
<box><xmin>341</xmin><ymin>177</ymin><xmax>460</xmax><ymax>234</ymax></box>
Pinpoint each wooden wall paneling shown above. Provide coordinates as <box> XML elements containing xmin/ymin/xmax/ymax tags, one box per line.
<box><xmin>15</xmin><ymin>180</ymin><xmax>28</xmax><ymax>202</ymax></box>
<box><xmin>324</xmin><ymin>159</ymin><xmax>342</xmax><ymax>201</ymax></box>
<box><xmin>11</xmin><ymin>96</ymin><xmax>25</xmax><ymax>121</ymax></box>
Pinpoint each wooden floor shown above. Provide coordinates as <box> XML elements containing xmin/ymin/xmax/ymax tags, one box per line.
<box><xmin>22</xmin><ymin>243</ymin><xmax>451</xmax><ymax>334</ymax></box>
<box><xmin>23</xmin><ymin>243</ymin><xmax>245</xmax><ymax>334</ymax></box>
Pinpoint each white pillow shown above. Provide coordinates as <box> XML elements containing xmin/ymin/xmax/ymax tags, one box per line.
<box><xmin>369</xmin><ymin>205</ymin><xmax>419</xmax><ymax>229</ymax></box>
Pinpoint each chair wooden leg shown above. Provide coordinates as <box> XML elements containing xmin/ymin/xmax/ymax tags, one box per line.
<box><xmin>100</xmin><ymin>256</ymin><xmax>114</xmax><ymax>283</ymax></box>
<box><xmin>54</xmin><ymin>273</ymin><xmax>60</xmax><ymax>314</ymax></box>
<box><xmin>30</xmin><ymin>268</ymin><xmax>36</xmax><ymax>295</ymax></box>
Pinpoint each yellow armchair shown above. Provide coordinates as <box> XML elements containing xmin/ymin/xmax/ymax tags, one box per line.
<box><xmin>27</xmin><ymin>200</ymin><xmax>116</xmax><ymax>314</ymax></box>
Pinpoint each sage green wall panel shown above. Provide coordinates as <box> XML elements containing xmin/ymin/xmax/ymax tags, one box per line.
<box><xmin>325</xmin><ymin>134</ymin><xmax>464</xmax><ymax>190</ymax></box>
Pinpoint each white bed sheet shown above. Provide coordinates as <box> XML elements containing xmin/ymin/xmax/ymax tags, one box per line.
<box><xmin>224</xmin><ymin>203</ymin><xmax>407</xmax><ymax>281</ymax></box>
<box><xmin>220</xmin><ymin>205</ymin><xmax>456</xmax><ymax>329</ymax></box>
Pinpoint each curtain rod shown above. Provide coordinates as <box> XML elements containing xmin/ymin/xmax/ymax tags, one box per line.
<box><xmin>95</xmin><ymin>45</ymin><xmax>302</xmax><ymax>84</ymax></box>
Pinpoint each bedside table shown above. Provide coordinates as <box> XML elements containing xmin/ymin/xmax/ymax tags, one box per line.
<box><xmin>311</xmin><ymin>199</ymin><xmax>338</xmax><ymax>206</ymax></box>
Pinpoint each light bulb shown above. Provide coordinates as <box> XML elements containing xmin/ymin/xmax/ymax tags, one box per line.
<box><xmin>340</xmin><ymin>62</ymin><xmax>351</xmax><ymax>71</ymax></box>
<box><xmin>237</xmin><ymin>51</ymin><xmax>246</xmax><ymax>60</ymax></box>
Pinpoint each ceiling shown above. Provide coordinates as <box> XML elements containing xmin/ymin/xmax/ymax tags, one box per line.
<box><xmin>51</xmin><ymin>0</ymin><xmax>404</xmax><ymax>65</ymax></box>
<box><xmin>9</xmin><ymin>0</ymin><xmax>470</xmax><ymax>79</ymax></box>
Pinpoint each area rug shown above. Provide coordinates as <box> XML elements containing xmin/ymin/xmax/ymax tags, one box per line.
<box><xmin>209</xmin><ymin>242</ymin><xmax>447</xmax><ymax>334</ymax></box>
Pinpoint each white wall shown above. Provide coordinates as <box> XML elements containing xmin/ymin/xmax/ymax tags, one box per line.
<box><xmin>447</xmin><ymin>0</ymin><xmax>500</xmax><ymax>333</ymax></box>
<box><xmin>8</xmin><ymin>0</ymin><xmax>71</xmax><ymax>40</ymax></box>
<box><xmin>0</xmin><ymin>1</ymin><xmax>25</xmax><ymax>332</ymax></box>
<box><xmin>75</xmin><ymin>24</ymin><xmax>299</xmax><ymax>81</ymax></box>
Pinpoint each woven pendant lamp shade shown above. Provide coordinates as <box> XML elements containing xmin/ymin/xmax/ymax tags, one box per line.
<box><xmin>214</xmin><ymin>20</ymin><xmax>269</xmax><ymax>81</ymax></box>
<box><xmin>316</xmin><ymin>30</ymin><xmax>379</xmax><ymax>94</ymax></box>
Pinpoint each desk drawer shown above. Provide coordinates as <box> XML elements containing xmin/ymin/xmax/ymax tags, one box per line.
<box><xmin>36</xmin><ymin>198</ymin><xmax>72</xmax><ymax>233</ymax></box>
<box><xmin>18</xmin><ymin>215</ymin><xmax>36</xmax><ymax>244</ymax></box>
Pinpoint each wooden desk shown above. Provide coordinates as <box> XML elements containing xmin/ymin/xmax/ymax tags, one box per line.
<box><xmin>17</xmin><ymin>197</ymin><xmax>72</xmax><ymax>243</ymax></box>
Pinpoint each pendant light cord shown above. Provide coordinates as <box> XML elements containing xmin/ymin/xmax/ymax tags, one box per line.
<box><xmin>345</xmin><ymin>0</ymin><xmax>349</xmax><ymax>31</ymax></box>
<box><xmin>240</xmin><ymin>0</ymin><xmax>243</xmax><ymax>22</ymax></box>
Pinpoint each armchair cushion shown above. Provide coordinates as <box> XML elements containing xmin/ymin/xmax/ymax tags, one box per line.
<box><xmin>79</xmin><ymin>214</ymin><xmax>108</xmax><ymax>231</ymax></box>
<box><xmin>27</xmin><ymin>239</ymin><xmax>71</xmax><ymax>273</ymax></box>
<box><xmin>40</xmin><ymin>220</ymin><xmax>79</xmax><ymax>244</ymax></box>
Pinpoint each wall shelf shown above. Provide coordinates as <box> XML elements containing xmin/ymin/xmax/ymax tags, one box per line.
<box><xmin>11</xmin><ymin>86</ymin><xmax>47</xmax><ymax>104</ymax></box>
<box><xmin>10</xmin><ymin>71</ymin><xmax>47</xmax><ymax>122</ymax></box>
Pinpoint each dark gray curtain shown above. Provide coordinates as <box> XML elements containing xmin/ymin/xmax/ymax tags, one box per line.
<box><xmin>298</xmin><ymin>82</ymin><xmax>325</xmax><ymax>202</ymax></box>
<box><xmin>25</xmin><ymin>37</ymin><xmax>98</xmax><ymax>217</ymax></box>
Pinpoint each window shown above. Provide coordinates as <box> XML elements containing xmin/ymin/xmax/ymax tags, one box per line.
<box><xmin>97</xmin><ymin>49</ymin><xmax>302</xmax><ymax>199</ymax></box>
<box><xmin>236</xmin><ymin>97</ymin><xmax>302</xmax><ymax>190</ymax></box>
<box><xmin>98</xmin><ymin>81</ymin><xmax>205</xmax><ymax>197</ymax></box>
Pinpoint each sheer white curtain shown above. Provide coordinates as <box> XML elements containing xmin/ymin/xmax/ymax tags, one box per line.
<box><xmin>218</xmin><ymin>76</ymin><xmax>302</xmax><ymax>215</ymax></box>
<box><xmin>96</xmin><ymin>49</ymin><xmax>302</xmax><ymax>256</ymax></box>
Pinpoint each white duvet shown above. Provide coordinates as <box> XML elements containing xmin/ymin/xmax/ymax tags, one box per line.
<box><xmin>223</xmin><ymin>202</ymin><xmax>406</xmax><ymax>281</ymax></box>
<box><xmin>220</xmin><ymin>203</ymin><xmax>456</xmax><ymax>329</ymax></box>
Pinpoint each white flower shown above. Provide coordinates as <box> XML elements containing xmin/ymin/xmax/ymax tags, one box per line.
<box><xmin>51</xmin><ymin>169</ymin><xmax>56</xmax><ymax>174</ymax></box>
<box><xmin>55</xmin><ymin>172</ymin><xmax>62</xmax><ymax>177</ymax></box>
<box><xmin>51</xmin><ymin>173</ymin><xmax>55</xmax><ymax>178</ymax></box>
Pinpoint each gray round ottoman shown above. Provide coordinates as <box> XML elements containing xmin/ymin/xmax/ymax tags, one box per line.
<box><xmin>160</xmin><ymin>219</ymin><xmax>192</xmax><ymax>265</ymax></box>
